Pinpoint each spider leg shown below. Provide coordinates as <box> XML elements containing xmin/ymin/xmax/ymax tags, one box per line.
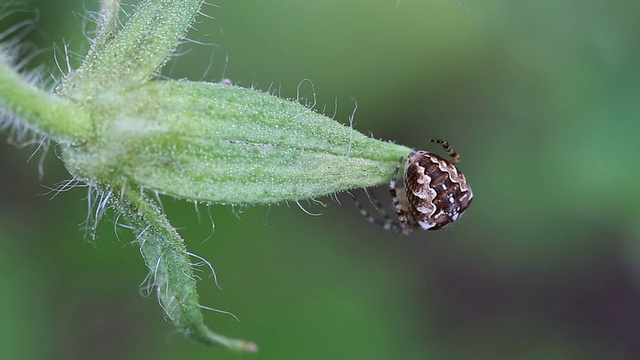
<box><xmin>349</xmin><ymin>190</ymin><xmax>403</xmax><ymax>233</ymax></box>
<box><xmin>364</xmin><ymin>188</ymin><xmax>388</xmax><ymax>218</ymax></box>
<box><xmin>430</xmin><ymin>139</ymin><xmax>460</xmax><ymax>164</ymax></box>
<box><xmin>389</xmin><ymin>156</ymin><xmax>412</xmax><ymax>234</ymax></box>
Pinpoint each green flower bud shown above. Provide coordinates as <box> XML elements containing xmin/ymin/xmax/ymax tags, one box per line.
<box><xmin>62</xmin><ymin>80</ymin><xmax>411</xmax><ymax>204</ymax></box>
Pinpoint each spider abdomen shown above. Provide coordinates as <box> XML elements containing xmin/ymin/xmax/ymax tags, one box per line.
<box><xmin>404</xmin><ymin>151</ymin><xmax>473</xmax><ymax>230</ymax></box>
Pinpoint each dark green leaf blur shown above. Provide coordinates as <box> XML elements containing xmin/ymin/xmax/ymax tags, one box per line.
<box><xmin>1</xmin><ymin>1</ymin><xmax>639</xmax><ymax>359</ymax></box>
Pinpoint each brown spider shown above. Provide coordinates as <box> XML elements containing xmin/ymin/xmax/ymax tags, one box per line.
<box><xmin>353</xmin><ymin>139</ymin><xmax>473</xmax><ymax>234</ymax></box>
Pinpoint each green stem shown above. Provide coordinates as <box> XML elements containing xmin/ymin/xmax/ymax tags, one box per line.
<box><xmin>0</xmin><ymin>57</ymin><xmax>93</xmax><ymax>143</ymax></box>
<box><xmin>91</xmin><ymin>0</ymin><xmax>122</xmax><ymax>53</ymax></box>
<box><xmin>58</xmin><ymin>0</ymin><xmax>204</xmax><ymax>99</ymax></box>
<box><xmin>113</xmin><ymin>186</ymin><xmax>257</xmax><ymax>352</ymax></box>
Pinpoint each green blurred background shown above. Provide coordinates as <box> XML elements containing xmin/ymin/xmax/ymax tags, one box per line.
<box><xmin>2</xmin><ymin>0</ymin><xmax>640</xmax><ymax>359</ymax></box>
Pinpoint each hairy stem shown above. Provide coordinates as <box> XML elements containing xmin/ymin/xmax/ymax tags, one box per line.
<box><xmin>0</xmin><ymin>56</ymin><xmax>93</xmax><ymax>143</ymax></box>
<box><xmin>112</xmin><ymin>187</ymin><xmax>258</xmax><ymax>352</ymax></box>
<box><xmin>58</xmin><ymin>0</ymin><xmax>204</xmax><ymax>99</ymax></box>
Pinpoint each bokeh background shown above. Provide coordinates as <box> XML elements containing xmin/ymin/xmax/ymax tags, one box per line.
<box><xmin>2</xmin><ymin>0</ymin><xmax>640</xmax><ymax>359</ymax></box>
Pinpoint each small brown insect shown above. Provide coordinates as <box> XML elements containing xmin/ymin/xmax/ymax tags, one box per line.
<box><xmin>353</xmin><ymin>139</ymin><xmax>473</xmax><ymax>234</ymax></box>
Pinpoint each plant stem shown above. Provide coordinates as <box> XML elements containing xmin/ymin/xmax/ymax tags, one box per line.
<box><xmin>113</xmin><ymin>186</ymin><xmax>258</xmax><ymax>352</ymax></box>
<box><xmin>0</xmin><ymin>57</ymin><xmax>93</xmax><ymax>143</ymax></box>
<box><xmin>58</xmin><ymin>0</ymin><xmax>204</xmax><ymax>99</ymax></box>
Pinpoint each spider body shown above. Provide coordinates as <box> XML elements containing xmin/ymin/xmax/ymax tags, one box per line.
<box><xmin>354</xmin><ymin>139</ymin><xmax>473</xmax><ymax>234</ymax></box>
<box><xmin>397</xmin><ymin>149</ymin><xmax>472</xmax><ymax>233</ymax></box>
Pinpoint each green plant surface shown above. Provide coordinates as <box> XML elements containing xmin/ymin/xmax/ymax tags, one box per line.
<box><xmin>0</xmin><ymin>56</ymin><xmax>92</xmax><ymax>142</ymax></box>
<box><xmin>62</xmin><ymin>80</ymin><xmax>410</xmax><ymax>204</ymax></box>
<box><xmin>0</xmin><ymin>0</ymin><xmax>413</xmax><ymax>352</ymax></box>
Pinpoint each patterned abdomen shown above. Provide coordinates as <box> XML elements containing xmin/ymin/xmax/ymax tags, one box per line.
<box><xmin>404</xmin><ymin>151</ymin><xmax>473</xmax><ymax>230</ymax></box>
